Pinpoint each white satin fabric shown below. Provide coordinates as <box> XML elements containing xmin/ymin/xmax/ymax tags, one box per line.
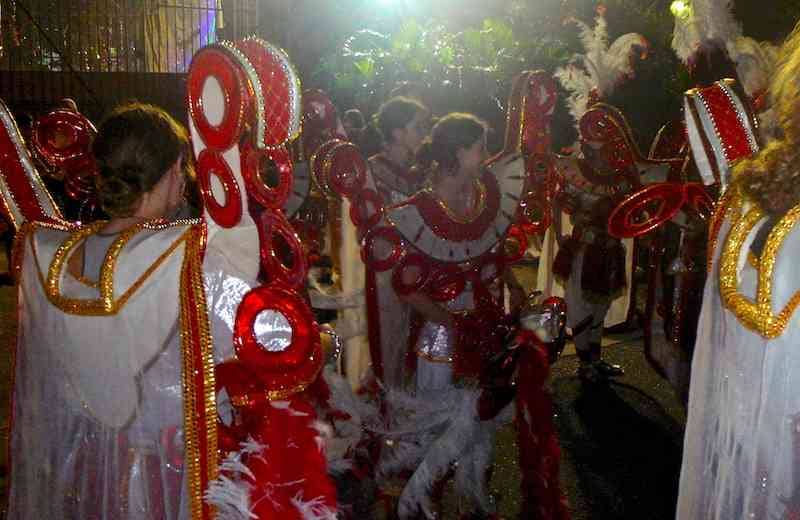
<box><xmin>677</xmin><ymin>204</ymin><xmax>800</xmax><ymax>519</ymax></box>
<box><xmin>8</xmin><ymin>224</ymin><xmax>257</xmax><ymax>519</ymax></box>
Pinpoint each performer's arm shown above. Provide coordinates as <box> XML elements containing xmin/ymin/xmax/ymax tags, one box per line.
<box><xmin>401</xmin><ymin>292</ymin><xmax>454</xmax><ymax>327</ymax></box>
<box><xmin>503</xmin><ymin>267</ymin><xmax>528</xmax><ymax>312</ymax></box>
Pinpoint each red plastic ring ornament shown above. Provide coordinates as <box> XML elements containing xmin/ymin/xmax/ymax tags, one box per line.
<box><xmin>32</xmin><ymin>110</ymin><xmax>95</xmax><ymax>167</ymax></box>
<box><xmin>391</xmin><ymin>253</ymin><xmax>431</xmax><ymax>296</ymax></box>
<box><xmin>325</xmin><ymin>142</ymin><xmax>367</xmax><ymax>197</ymax></box>
<box><xmin>257</xmin><ymin>210</ymin><xmax>307</xmax><ymax>289</ymax></box>
<box><xmin>608</xmin><ymin>182</ymin><xmax>686</xmax><ymax>239</ymax></box>
<box><xmin>187</xmin><ymin>47</ymin><xmax>246</xmax><ymax>152</ymax></box>
<box><xmin>503</xmin><ymin>225</ymin><xmax>528</xmax><ymax>264</ymax></box>
<box><xmin>309</xmin><ymin>138</ymin><xmax>344</xmax><ymax>192</ymax></box>
<box><xmin>684</xmin><ymin>182</ymin><xmax>713</xmax><ymax>219</ymax></box>
<box><xmin>350</xmin><ymin>188</ymin><xmax>384</xmax><ymax>230</ymax></box>
<box><xmin>361</xmin><ymin>225</ymin><xmax>405</xmax><ymax>272</ymax></box>
<box><xmin>196</xmin><ymin>149</ymin><xmax>243</xmax><ymax>228</ymax></box>
<box><xmin>426</xmin><ymin>263</ymin><xmax>466</xmax><ymax>302</ymax></box>
<box><xmin>241</xmin><ymin>143</ymin><xmax>293</xmax><ymax>209</ymax></box>
<box><xmin>233</xmin><ymin>285</ymin><xmax>321</xmax><ymax>388</ymax></box>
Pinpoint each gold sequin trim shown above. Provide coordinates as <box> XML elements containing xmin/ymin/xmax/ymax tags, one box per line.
<box><xmin>39</xmin><ymin>221</ymin><xmax>190</xmax><ymax>316</ymax></box>
<box><xmin>718</xmin><ymin>198</ymin><xmax>800</xmax><ymax>338</ymax></box>
<box><xmin>229</xmin><ymin>372</ymin><xmax>320</xmax><ymax>407</ymax></box>
<box><xmin>179</xmin><ymin>224</ymin><xmax>217</xmax><ymax>520</ymax></box>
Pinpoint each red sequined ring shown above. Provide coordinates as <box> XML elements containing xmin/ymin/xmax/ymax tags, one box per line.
<box><xmin>196</xmin><ymin>149</ymin><xmax>243</xmax><ymax>228</ymax></box>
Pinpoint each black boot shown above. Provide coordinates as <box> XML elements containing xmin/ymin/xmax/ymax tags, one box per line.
<box><xmin>590</xmin><ymin>342</ymin><xmax>624</xmax><ymax>377</ymax></box>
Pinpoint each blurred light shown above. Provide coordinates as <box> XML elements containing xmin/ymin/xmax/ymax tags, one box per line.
<box><xmin>670</xmin><ymin>0</ymin><xmax>691</xmax><ymax>19</ymax></box>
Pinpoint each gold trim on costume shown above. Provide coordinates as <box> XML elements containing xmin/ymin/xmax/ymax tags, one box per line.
<box><xmin>435</xmin><ymin>180</ymin><xmax>487</xmax><ymax>224</ymax></box>
<box><xmin>179</xmin><ymin>224</ymin><xmax>217</xmax><ymax>520</ymax></box>
<box><xmin>718</xmin><ymin>196</ymin><xmax>800</xmax><ymax>339</ymax></box>
<box><xmin>37</xmin><ymin>221</ymin><xmax>191</xmax><ymax>316</ymax></box>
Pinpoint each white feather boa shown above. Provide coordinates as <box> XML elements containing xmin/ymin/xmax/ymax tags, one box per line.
<box><xmin>375</xmin><ymin>387</ymin><xmax>513</xmax><ymax>519</ymax></box>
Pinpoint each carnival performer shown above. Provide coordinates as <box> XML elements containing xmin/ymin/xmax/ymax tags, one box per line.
<box><xmin>379</xmin><ymin>113</ymin><xmax>527</xmax><ymax>519</ymax></box>
<box><xmin>7</xmin><ymin>101</ymin><xmax>336</xmax><ymax>519</ymax></box>
<box><xmin>676</xmin><ymin>22</ymin><xmax>800</xmax><ymax>519</ymax></box>
<box><xmin>553</xmin><ymin>185</ymin><xmax>626</xmax><ymax>383</ymax></box>
<box><xmin>345</xmin><ymin>96</ymin><xmax>430</xmax><ymax>390</ymax></box>
<box><xmin>7</xmin><ymin>104</ymin><xmax>214</xmax><ymax>519</ymax></box>
<box><xmin>368</xmin><ymin>96</ymin><xmax>430</xmax><ymax>205</ymax></box>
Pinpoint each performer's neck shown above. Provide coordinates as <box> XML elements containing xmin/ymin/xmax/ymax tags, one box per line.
<box><xmin>382</xmin><ymin>143</ymin><xmax>411</xmax><ymax>169</ymax></box>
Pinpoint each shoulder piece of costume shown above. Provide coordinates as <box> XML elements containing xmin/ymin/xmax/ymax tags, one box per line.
<box><xmin>23</xmin><ymin>219</ymin><xmax>199</xmax><ymax>316</ymax></box>
<box><xmin>717</xmin><ymin>189</ymin><xmax>800</xmax><ymax>339</ymax></box>
<box><xmin>386</xmin><ymin>155</ymin><xmax>526</xmax><ymax>263</ymax></box>
<box><xmin>12</xmin><ymin>218</ymin><xmax>217</xmax><ymax>518</ymax></box>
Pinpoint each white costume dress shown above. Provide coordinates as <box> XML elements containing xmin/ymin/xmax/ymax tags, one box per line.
<box><xmin>8</xmin><ymin>219</ymin><xmax>262</xmax><ymax>519</ymax></box>
<box><xmin>677</xmin><ymin>191</ymin><xmax>800</xmax><ymax>518</ymax></box>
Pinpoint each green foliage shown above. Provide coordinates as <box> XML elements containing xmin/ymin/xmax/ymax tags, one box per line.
<box><xmin>314</xmin><ymin>0</ymin><xmax>800</xmax><ymax>151</ymax></box>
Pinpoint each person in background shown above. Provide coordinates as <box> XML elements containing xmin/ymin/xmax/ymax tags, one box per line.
<box><xmin>368</xmin><ymin>96</ymin><xmax>430</xmax><ymax>205</ymax></box>
<box><xmin>59</xmin><ymin>97</ymin><xmax>79</xmax><ymax>113</ymax></box>
<box><xmin>342</xmin><ymin>108</ymin><xmax>366</xmax><ymax>144</ymax></box>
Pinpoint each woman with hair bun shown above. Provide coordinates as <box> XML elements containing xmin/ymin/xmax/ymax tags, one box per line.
<box><xmin>6</xmin><ymin>103</ymin><xmax>333</xmax><ymax>519</ymax></box>
<box><xmin>677</xmin><ymin>22</ymin><xmax>800</xmax><ymax>519</ymax></box>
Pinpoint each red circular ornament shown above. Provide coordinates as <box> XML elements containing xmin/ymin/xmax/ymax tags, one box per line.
<box><xmin>187</xmin><ymin>47</ymin><xmax>246</xmax><ymax>152</ymax></box>
<box><xmin>32</xmin><ymin>110</ymin><xmax>95</xmax><ymax>167</ymax></box>
<box><xmin>234</xmin><ymin>38</ymin><xmax>300</xmax><ymax>147</ymax></box>
<box><xmin>196</xmin><ymin>149</ymin><xmax>243</xmax><ymax>228</ymax></box>
<box><xmin>257</xmin><ymin>210</ymin><xmax>307</xmax><ymax>289</ymax></box>
<box><xmin>350</xmin><ymin>188</ymin><xmax>384</xmax><ymax>230</ymax></box>
<box><xmin>361</xmin><ymin>225</ymin><xmax>405</xmax><ymax>272</ymax></box>
<box><xmin>426</xmin><ymin>263</ymin><xmax>466</xmax><ymax>302</ymax></box>
<box><xmin>233</xmin><ymin>285</ymin><xmax>321</xmax><ymax>393</ymax></box>
<box><xmin>608</xmin><ymin>182</ymin><xmax>686</xmax><ymax>239</ymax></box>
<box><xmin>309</xmin><ymin>138</ymin><xmax>344</xmax><ymax>192</ymax></box>
<box><xmin>391</xmin><ymin>253</ymin><xmax>431</xmax><ymax>296</ymax></box>
<box><xmin>325</xmin><ymin>142</ymin><xmax>367</xmax><ymax>197</ymax></box>
<box><xmin>241</xmin><ymin>142</ymin><xmax>293</xmax><ymax>209</ymax></box>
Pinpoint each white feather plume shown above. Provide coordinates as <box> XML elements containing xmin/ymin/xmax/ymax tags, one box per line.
<box><xmin>671</xmin><ymin>0</ymin><xmax>741</xmax><ymax>64</ymax></box>
<box><xmin>555</xmin><ymin>10</ymin><xmax>648</xmax><ymax>127</ymax></box>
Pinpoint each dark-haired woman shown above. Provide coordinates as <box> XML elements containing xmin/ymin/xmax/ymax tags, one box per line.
<box><xmin>368</xmin><ymin>96</ymin><xmax>429</xmax><ymax>205</ymax></box>
<box><xmin>6</xmin><ymin>103</ymin><xmax>332</xmax><ymax>519</ymax></box>
<box><xmin>351</xmin><ymin>96</ymin><xmax>430</xmax><ymax>389</ymax></box>
<box><xmin>378</xmin><ymin>113</ymin><xmax>530</xmax><ymax>519</ymax></box>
